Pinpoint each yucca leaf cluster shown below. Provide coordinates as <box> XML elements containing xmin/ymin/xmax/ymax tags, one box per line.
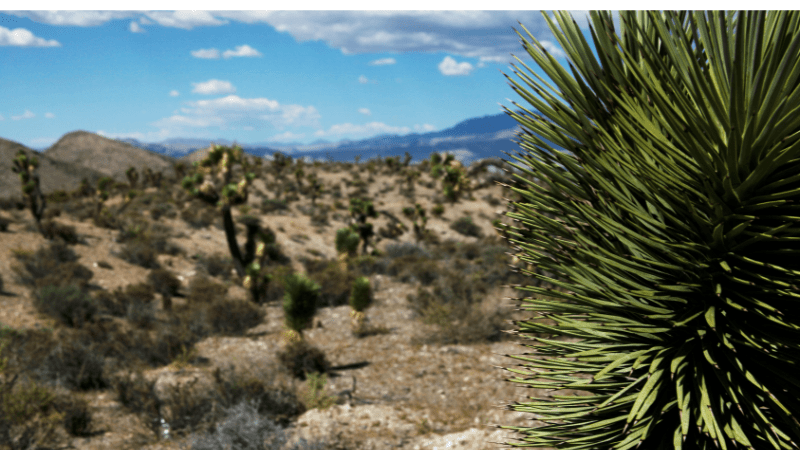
<box><xmin>494</xmin><ymin>11</ymin><xmax>800</xmax><ymax>450</ymax></box>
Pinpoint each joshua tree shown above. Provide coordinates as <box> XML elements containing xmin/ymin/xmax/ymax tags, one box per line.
<box><xmin>493</xmin><ymin>10</ymin><xmax>800</xmax><ymax>449</ymax></box>
<box><xmin>181</xmin><ymin>144</ymin><xmax>273</xmax><ymax>304</ymax></box>
<box><xmin>11</xmin><ymin>150</ymin><xmax>46</xmax><ymax>235</ymax></box>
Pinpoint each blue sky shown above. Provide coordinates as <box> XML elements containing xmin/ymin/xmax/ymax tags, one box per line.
<box><xmin>0</xmin><ymin>6</ymin><xmax>615</xmax><ymax>150</ymax></box>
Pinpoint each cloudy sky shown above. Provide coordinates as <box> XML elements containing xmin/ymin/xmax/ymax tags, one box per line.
<box><xmin>1</xmin><ymin>5</ymin><xmax>610</xmax><ymax>150</ymax></box>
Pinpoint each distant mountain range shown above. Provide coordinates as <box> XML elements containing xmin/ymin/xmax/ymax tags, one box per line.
<box><xmin>1</xmin><ymin>111</ymin><xmax>572</xmax><ymax>197</ymax></box>
<box><xmin>112</xmin><ymin>112</ymin><xmax>569</xmax><ymax>166</ymax></box>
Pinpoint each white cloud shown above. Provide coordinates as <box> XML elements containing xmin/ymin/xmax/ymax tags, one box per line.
<box><xmin>0</xmin><ymin>26</ymin><xmax>60</xmax><ymax>47</ymax></box>
<box><xmin>0</xmin><ymin>114</ymin><xmax>4</xmax><ymax>120</ymax></box>
<box><xmin>539</xmin><ymin>40</ymin><xmax>567</xmax><ymax>59</ymax></box>
<box><xmin>438</xmin><ymin>56</ymin><xmax>474</xmax><ymax>76</ymax></box>
<box><xmin>358</xmin><ymin>108</ymin><xmax>371</xmax><ymax>116</ymax></box>
<box><xmin>415</xmin><ymin>124</ymin><xmax>436</xmax><ymax>133</ymax></box>
<box><xmin>358</xmin><ymin>75</ymin><xmax>369</xmax><ymax>84</ymax></box>
<box><xmin>12</xmin><ymin>110</ymin><xmax>35</xmax><ymax>120</ymax></box>
<box><xmin>222</xmin><ymin>44</ymin><xmax>262</xmax><ymax>59</ymax></box>
<box><xmin>4</xmin><ymin>11</ymin><xmax>601</xmax><ymax>62</ymax></box>
<box><xmin>149</xmin><ymin>95</ymin><xmax>321</xmax><ymax>135</ymax></box>
<box><xmin>314</xmin><ymin>121</ymin><xmax>420</xmax><ymax>139</ymax></box>
<box><xmin>213</xmin><ymin>10</ymin><xmax>577</xmax><ymax>65</ymax></box>
<box><xmin>270</xmin><ymin>131</ymin><xmax>305</xmax><ymax>142</ymax></box>
<box><xmin>3</xmin><ymin>11</ymin><xmax>133</xmax><ymax>27</ymax></box>
<box><xmin>141</xmin><ymin>11</ymin><xmax>228</xmax><ymax>30</ymax></box>
<box><xmin>369</xmin><ymin>57</ymin><xmax>396</xmax><ymax>66</ymax></box>
<box><xmin>129</xmin><ymin>21</ymin><xmax>144</xmax><ymax>33</ymax></box>
<box><xmin>192</xmin><ymin>79</ymin><xmax>236</xmax><ymax>95</ymax></box>
<box><xmin>191</xmin><ymin>48</ymin><xmax>220</xmax><ymax>59</ymax></box>
<box><xmin>44</xmin><ymin>112</ymin><xmax>55</xmax><ymax>119</ymax></box>
<box><xmin>169</xmin><ymin>90</ymin><xmax>180</xmax><ymax>97</ymax></box>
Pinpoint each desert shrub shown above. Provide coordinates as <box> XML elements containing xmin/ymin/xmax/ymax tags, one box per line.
<box><xmin>149</xmin><ymin>202</ymin><xmax>175</xmax><ymax>221</ymax></box>
<box><xmin>207</xmin><ymin>298</ymin><xmax>265</xmax><ymax>335</ymax></box>
<box><xmin>282</xmin><ymin>274</ymin><xmax>320</xmax><ymax>334</ymax></box>
<box><xmin>41</xmin><ymin>219</ymin><xmax>80</xmax><ymax>244</ymax></box>
<box><xmin>148</xmin><ymin>268</ymin><xmax>181</xmax><ymax>299</ymax></box>
<box><xmin>93</xmin><ymin>207</ymin><xmax>120</xmax><ymax>229</ymax></box>
<box><xmin>431</xmin><ymin>203</ymin><xmax>445</xmax><ymax>217</ymax></box>
<box><xmin>184</xmin><ymin>398</ymin><xmax>326</xmax><ymax>450</ymax></box>
<box><xmin>112</xmin><ymin>369</ymin><xmax>160</xmax><ymax>431</ymax></box>
<box><xmin>309</xmin><ymin>206</ymin><xmax>329</xmax><ymax>227</ymax></box>
<box><xmin>46</xmin><ymin>189</ymin><xmax>70</xmax><ymax>204</ymax></box>
<box><xmin>383</xmin><ymin>242</ymin><xmax>432</xmax><ymax>260</ymax></box>
<box><xmin>211</xmin><ymin>366</ymin><xmax>305</xmax><ymax>429</ymax></box>
<box><xmin>349</xmin><ymin>276</ymin><xmax>372</xmax><ymax>312</ymax></box>
<box><xmin>11</xmin><ymin>241</ymin><xmax>94</xmax><ymax>290</ymax></box>
<box><xmin>0</xmin><ymin>196</ymin><xmax>24</xmax><ymax>211</ymax></box>
<box><xmin>186</xmin><ymin>275</ymin><xmax>228</xmax><ymax>305</ymax></box>
<box><xmin>276</xmin><ymin>339</ymin><xmax>330</xmax><ymax>381</ymax></box>
<box><xmin>347</xmin><ymin>254</ymin><xmax>387</xmax><ymax>277</ymax></box>
<box><xmin>0</xmin><ymin>371</ymin><xmax>64</xmax><ymax>450</ymax></box>
<box><xmin>261</xmin><ymin>198</ymin><xmax>288</xmax><ymax>214</ymax></box>
<box><xmin>449</xmin><ymin>216</ymin><xmax>483</xmax><ymax>237</ymax></box>
<box><xmin>53</xmin><ymin>391</ymin><xmax>93</xmax><ymax>437</ymax></box>
<box><xmin>97</xmin><ymin>283</ymin><xmax>156</xmax><ymax>327</ymax></box>
<box><xmin>117</xmin><ymin>239</ymin><xmax>160</xmax><ymax>269</ymax></box>
<box><xmin>0</xmin><ymin>274</ymin><xmax>4</xmax><ymax>294</ymax></box>
<box><xmin>262</xmin><ymin>265</ymin><xmax>293</xmax><ymax>303</ymax></box>
<box><xmin>147</xmin><ymin>269</ymin><xmax>181</xmax><ymax>310</ymax></box>
<box><xmin>42</xmin><ymin>205</ymin><xmax>61</xmax><ymax>220</ymax></box>
<box><xmin>33</xmin><ymin>284</ymin><xmax>96</xmax><ymax>328</ymax></box>
<box><xmin>335</xmin><ymin>227</ymin><xmax>360</xmax><ymax>257</ymax></box>
<box><xmin>181</xmin><ymin>203</ymin><xmax>219</xmax><ymax>229</ymax></box>
<box><xmin>482</xmin><ymin>193</ymin><xmax>502</xmax><ymax>206</ymax></box>
<box><xmin>0</xmin><ymin>215</ymin><xmax>10</xmax><ymax>232</ymax></box>
<box><xmin>302</xmin><ymin>259</ymin><xmax>358</xmax><ymax>308</ymax></box>
<box><xmin>37</xmin><ymin>338</ymin><xmax>107</xmax><ymax>390</ymax></box>
<box><xmin>195</xmin><ymin>252</ymin><xmax>235</xmax><ymax>280</ymax></box>
<box><xmin>385</xmin><ymin>255</ymin><xmax>440</xmax><ymax>285</ymax></box>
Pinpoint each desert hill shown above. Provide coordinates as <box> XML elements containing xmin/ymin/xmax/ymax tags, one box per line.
<box><xmin>0</xmin><ymin>136</ymin><xmax>109</xmax><ymax>197</ymax></box>
<box><xmin>44</xmin><ymin>130</ymin><xmax>176</xmax><ymax>181</ymax></box>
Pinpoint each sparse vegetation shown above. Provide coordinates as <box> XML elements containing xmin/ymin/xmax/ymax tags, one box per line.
<box><xmin>2</xmin><ymin>139</ymin><xmax>539</xmax><ymax>448</ymax></box>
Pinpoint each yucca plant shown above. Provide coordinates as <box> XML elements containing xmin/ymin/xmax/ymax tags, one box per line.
<box><xmin>349</xmin><ymin>276</ymin><xmax>372</xmax><ymax>335</ymax></box>
<box><xmin>282</xmin><ymin>273</ymin><xmax>321</xmax><ymax>341</ymax></box>
<box><xmin>493</xmin><ymin>10</ymin><xmax>800</xmax><ymax>449</ymax></box>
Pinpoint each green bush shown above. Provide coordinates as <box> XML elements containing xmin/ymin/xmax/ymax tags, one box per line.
<box><xmin>431</xmin><ymin>204</ymin><xmax>444</xmax><ymax>217</ymax></box>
